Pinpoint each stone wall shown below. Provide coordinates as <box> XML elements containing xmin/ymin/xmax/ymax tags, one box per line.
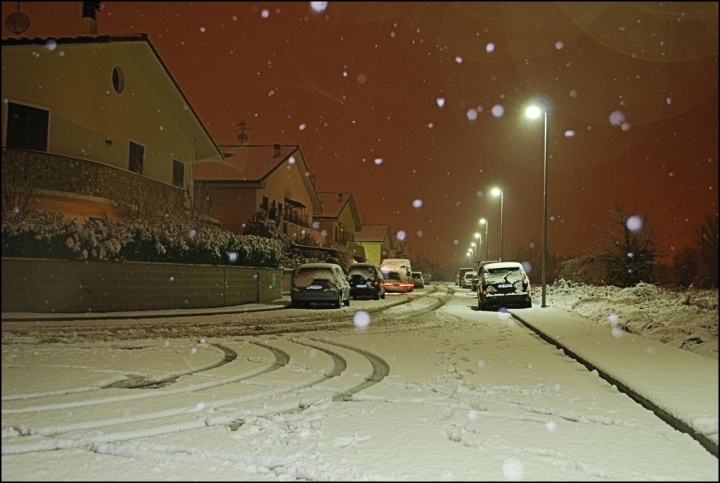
<box><xmin>1</xmin><ymin>258</ymin><xmax>282</xmax><ymax>313</ymax></box>
<box><xmin>1</xmin><ymin>147</ymin><xmax>183</xmax><ymax>202</ymax></box>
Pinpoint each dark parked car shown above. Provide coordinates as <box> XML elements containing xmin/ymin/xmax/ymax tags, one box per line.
<box><xmin>477</xmin><ymin>261</ymin><xmax>532</xmax><ymax>311</ymax></box>
<box><xmin>411</xmin><ymin>271</ymin><xmax>425</xmax><ymax>289</ymax></box>
<box><xmin>347</xmin><ymin>263</ymin><xmax>386</xmax><ymax>300</ymax></box>
<box><xmin>291</xmin><ymin>263</ymin><xmax>350</xmax><ymax>308</ymax></box>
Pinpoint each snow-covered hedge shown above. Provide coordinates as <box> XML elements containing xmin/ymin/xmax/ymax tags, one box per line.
<box><xmin>1</xmin><ymin>213</ymin><xmax>284</xmax><ymax>268</ymax></box>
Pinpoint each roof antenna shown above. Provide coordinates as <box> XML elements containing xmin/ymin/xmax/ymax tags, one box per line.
<box><xmin>5</xmin><ymin>2</ymin><xmax>30</xmax><ymax>36</ymax></box>
<box><xmin>235</xmin><ymin>120</ymin><xmax>251</xmax><ymax>145</ymax></box>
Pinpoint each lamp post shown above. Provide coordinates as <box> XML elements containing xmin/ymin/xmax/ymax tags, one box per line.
<box><xmin>479</xmin><ymin>218</ymin><xmax>489</xmax><ymax>260</ymax></box>
<box><xmin>471</xmin><ymin>242</ymin><xmax>477</xmax><ymax>263</ymax></box>
<box><xmin>526</xmin><ymin>105</ymin><xmax>548</xmax><ymax>308</ymax></box>
<box><xmin>474</xmin><ymin>233</ymin><xmax>481</xmax><ymax>263</ymax></box>
<box><xmin>491</xmin><ymin>188</ymin><xmax>504</xmax><ymax>261</ymax></box>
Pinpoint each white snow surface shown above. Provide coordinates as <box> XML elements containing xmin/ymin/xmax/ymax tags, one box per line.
<box><xmin>2</xmin><ymin>284</ymin><xmax>718</xmax><ymax>480</ymax></box>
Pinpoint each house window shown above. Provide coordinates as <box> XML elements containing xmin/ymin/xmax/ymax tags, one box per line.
<box><xmin>112</xmin><ymin>65</ymin><xmax>125</xmax><ymax>95</ymax></box>
<box><xmin>261</xmin><ymin>196</ymin><xmax>269</xmax><ymax>213</ymax></box>
<box><xmin>172</xmin><ymin>159</ymin><xmax>184</xmax><ymax>187</ymax></box>
<box><xmin>6</xmin><ymin>102</ymin><xmax>49</xmax><ymax>152</ymax></box>
<box><xmin>129</xmin><ymin>141</ymin><xmax>144</xmax><ymax>174</ymax></box>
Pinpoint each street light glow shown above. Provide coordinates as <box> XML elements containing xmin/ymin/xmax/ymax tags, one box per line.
<box><xmin>491</xmin><ymin>188</ymin><xmax>501</xmax><ymax>197</ymax></box>
<box><xmin>526</xmin><ymin>106</ymin><xmax>542</xmax><ymax>119</ymax></box>
<box><xmin>474</xmin><ymin>232</ymin><xmax>480</xmax><ymax>239</ymax></box>
<box><xmin>479</xmin><ymin>218</ymin><xmax>486</xmax><ymax>225</ymax></box>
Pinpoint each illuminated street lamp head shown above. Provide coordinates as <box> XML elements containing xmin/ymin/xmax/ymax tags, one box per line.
<box><xmin>491</xmin><ymin>188</ymin><xmax>502</xmax><ymax>197</ymax></box>
<box><xmin>526</xmin><ymin>106</ymin><xmax>542</xmax><ymax>119</ymax></box>
<box><xmin>471</xmin><ymin>242</ymin><xmax>476</xmax><ymax>247</ymax></box>
<box><xmin>474</xmin><ymin>232</ymin><xmax>480</xmax><ymax>239</ymax></box>
<box><xmin>479</xmin><ymin>218</ymin><xmax>486</xmax><ymax>225</ymax></box>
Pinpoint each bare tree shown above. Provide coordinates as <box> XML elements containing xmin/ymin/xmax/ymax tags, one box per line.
<box><xmin>558</xmin><ymin>200</ymin><xmax>658</xmax><ymax>287</ymax></box>
<box><xmin>593</xmin><ymin>200</ymin><xmax>659</xmax><ymax>286</ymax></box>
<box><xmin>694</xmin><ymin>213</ymin><xmax>719</xmax><ymax>288</ymax></box>
<box><xmin>1</xmin><ymin>170</ymin><xmax>44</xmax><ymax>224</ymax></box>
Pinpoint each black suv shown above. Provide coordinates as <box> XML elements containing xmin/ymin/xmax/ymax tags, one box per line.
<box><xmin>347</xmin><ymin>263</ymin><xmax>386</xmax><ymax>300</ymax></box>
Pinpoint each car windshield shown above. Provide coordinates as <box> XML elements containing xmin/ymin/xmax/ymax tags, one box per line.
<box><xmin>348</xmin><ymin>267</ymin><xmax>375</xmax><ymax>278</ymax></box>
<box><xmin>294</xmin><ymin>268</ymin><xmax>335</xmax><ymax>287</ymax></box>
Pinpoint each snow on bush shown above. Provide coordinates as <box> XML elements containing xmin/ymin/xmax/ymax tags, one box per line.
<box><xmin>1</xmin><ymin>214</ymin><xmax>284</xmax><ymax>268</ymax></box>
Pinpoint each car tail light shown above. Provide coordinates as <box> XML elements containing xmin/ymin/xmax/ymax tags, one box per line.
<box><xmin>483</xmin><ymin>291</ymin><xmax>488</xmax><ymax>296</ymax></box>
<box><xmin>374</xmin><ymin>277</ymin><xmax>379</xmax><ymax>286</ymax></box>
<box><xmin>384</xmin><ymin>282</ymin><xmax>392</xmax><ymax>287</ymax></box>
<box><xmin>291</xmin><ymin>287</ymin><xmax>299</xmax><ymax>292</ymax></box>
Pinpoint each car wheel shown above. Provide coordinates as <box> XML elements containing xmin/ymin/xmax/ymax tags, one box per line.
<box><xmin>478</xmin><ymin>298</ymin><xmax>485</xmax><ymax>311</ymax></box>
<box><xmin>373</xmin><ymin>292</ymin><xmax>380</xmax><ymax>300</ymax></box>
<box><xmin>526</xmin><ymin>298</ymin><xmax>533</xmax><ymax>308</ymax></box>
<box><xmin>381</xmin><ymin>292</ymin><xmax>386</xmax><ymax>299</ymax></box>
<box><xmin>334</xmin><ymin>294</ymin><xmax>342</xmax><ymax>309</ymax></box>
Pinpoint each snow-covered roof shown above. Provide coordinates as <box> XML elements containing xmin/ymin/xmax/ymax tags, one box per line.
<box><xmin>356</xmin><ymin>224</ymin><xmax>391</xmax><ymax>243</ymax></box>
<box><xmin>482</xmin><ymin>262</ymin><xmax>524</xmax><ymax>270</ymax></box>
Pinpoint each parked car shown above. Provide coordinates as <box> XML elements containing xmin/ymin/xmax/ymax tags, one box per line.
<box><xmin>291</xmin><ymin>263</ymin><xmax>350</xmax><ymax>308</ymax></box>
<box><xmin>411</xmin><ymin>271</ymin><xmax>425</xmax><ymax>289</ymax></box>
<box><xmin>383</xmin><ymin>269</ymin><xmax>414</xmax><ymax>293</ymax></box>
<box><xmin>457</xmin><ymin>267</ymin><xmax>474</xmax><ymax>286</ymax></box>
<box><xmin>425</xmin><ymin>274</ymin><xmax>432</xmax><ymax>284</ymax></box>
<box><xmin>347</xmin><ymin>263</ymin><xmax>386</xmax><ymax>300</ymax></box>
<box><xmin>470</xmin><ymin>274</ymin><xmax>481</xmax><ymax>292</ymax></box>
<box><xmin>477</xmin><ymin>261</ymin><xmax>532</xmax><ymax>310</ymax></box>
<box><xmin>461</xmin><ymin>271</ymin><xmax>476</xmax><ymax>289</ymax></box>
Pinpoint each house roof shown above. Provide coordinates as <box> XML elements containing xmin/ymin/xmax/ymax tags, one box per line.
<box><xmin>356</xmin><ymin>224</ymin><xmax>392</xmax><ymax>243</ymax></box>
<box><xmin>194</xmin><ymin>144</ymin><xmax>322</xmax><ymax>213</ymax></box>
<box><xmin>315</xmin><ymin>192</ymin><xmax>362</xmax><ymax>232</ymax></box>
<box><xmin>2</xmin><ymin>34</ymin><xmax>223</xmax><ymax>163</ymax></box>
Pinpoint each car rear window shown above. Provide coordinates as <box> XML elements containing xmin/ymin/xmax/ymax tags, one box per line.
<box><xmin>349</xmin><ymin>267</ymin><xmax>375</xmax><ymax>278</ymax></box>
<box><xmin>384</xmin><ymin>271</ymin><xmax>401</xmax><ymax>280</ymax></box>
<box><xmin>295</xmin><ymin>268</ymin><xmax>334</xmax><ymax>287</ymax></box>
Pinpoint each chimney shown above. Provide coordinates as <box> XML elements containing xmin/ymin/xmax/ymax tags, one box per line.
<box><xmin>337</xmin><ymin>192</ymin><xmax>343</xmax><ymax>202</ymax></box>
<box><xmin>272</xmin><ymin>143</ymin><xmax>281</xmax><ymax>158</ymax></box>
<box><xmin>82</xmin><ymin>1</ymin><xmax>101</xmax><ymax>34</ymax></box>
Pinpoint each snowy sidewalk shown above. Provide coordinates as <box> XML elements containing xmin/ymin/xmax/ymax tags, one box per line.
<box><xmin>510</xmin><ymin>307</ymin><xmax>719</xmax><ymax>457</ymax></box>
<box><xmin>0</xmin><ymin>296</ymin><xmax>291</xmax><ymax>322</ymax></box>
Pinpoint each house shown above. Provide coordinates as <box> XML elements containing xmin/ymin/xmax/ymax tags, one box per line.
<box><xmin>1</xmin><ymin>34</ymin><xmax>223</xmax><ymax>222</ymax></box>
<box><xmin>193</xmin><ymin>144</ymin><xmax>324</xmax><ymax>243</ymax></box>
<box><xmin>356</xmin><ymin>224</ymin><xmax>394</xmax><ymax>265</ymax></box>
<box><xmin>314</xmin><ymin>192</ymin><xmax>366</xmax><ymax>262</ymax></box>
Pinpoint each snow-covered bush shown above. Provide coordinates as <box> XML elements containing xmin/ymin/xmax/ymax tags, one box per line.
<box><xmin>1</xmin><ymin>214</ymin><xmax>284</xmax><ymax>268</ymax></box>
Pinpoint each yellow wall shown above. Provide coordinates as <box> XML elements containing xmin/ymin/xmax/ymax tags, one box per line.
<box><xmin>257</xmin><ymin>155</ymin><xmax>316</xmax><ymax>219</ymax></box>
<box><xmin>2</xmin><ymin>43</ymin><xmax>194</xmax><ymax>188</ymax></box>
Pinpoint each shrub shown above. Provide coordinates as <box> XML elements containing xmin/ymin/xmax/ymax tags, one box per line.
<box><xmin>1</xmin><ymin>214</ymin><xmax>284</xmax><ymax>268</ymax></box>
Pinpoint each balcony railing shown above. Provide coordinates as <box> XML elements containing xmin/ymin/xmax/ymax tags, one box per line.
<box><xmin>282</xmin><ymin>220</ymin><xmax>324</xmax><ymax>244</ymax></box>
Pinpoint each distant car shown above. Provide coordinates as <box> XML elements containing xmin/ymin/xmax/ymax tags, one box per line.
<box><xmin>383</xmin><ymin>269</ymin><xmax>414</xmax><ymax>293</ymax></box>
<box><xmin>477</xmin><ymin>261</ymin><xmax>532</xmax><ymax>311</ymax></box>
<box><xmin>457</xmin><ymin>267</ymin><xmax>474</xmax><ymax>286</ymax></box>
<box><xmin>411</xmin><ymin>271</ymin><xmax>425</xmax><ymax>289</ymax></box>
<box><xmin>347</xmin><ymin>263</ymin><xmax>386</xmax><ymax>300</ymax></box>
<box><xmin>425</xmin><ymin>274</ymin><xmax>432</xmax><ymax>284</ymax></box>
<box><xmin>461</xmin><ymin>271</ymin><xmax>476</xmax><ymax>289</ymax></box>
<box><xmin>291</xmin><ymin>263</ymin><xmax>350</xmax><ymax>309</ymax></box>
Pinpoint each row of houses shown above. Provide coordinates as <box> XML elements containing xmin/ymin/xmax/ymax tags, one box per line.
<box><xmin>1</xmin><ymin>33</ymin><xmax>405</xmax><ymax>265</ymax></box>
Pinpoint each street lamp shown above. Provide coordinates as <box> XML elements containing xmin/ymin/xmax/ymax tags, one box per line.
<box><xmin>471</xmin><ymin>242</ymin><xmax>477</xmax><ymax>263</ymax></box>
<box><xmin>491</xmin><ymin>188</ymin><xmax>504</xmax><ymax>261</ymax></box>
<box><xmin>526</xmin><ymin>104</ymin><xmax>548</xmax><ymax>308</ymax></box>
<box><xmin>474</xmin><ymin>233</ymin><xmax>481</xmax><ymax>263</ymax></box>
<box><xmin>479</xmin><ymin>218</ymin><xmax>489</xmax><ymax>260</ymax></box>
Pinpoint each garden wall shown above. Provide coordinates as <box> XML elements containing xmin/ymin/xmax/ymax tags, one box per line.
<box><xmin>1</xmin><ymin>258</ymin><xmax>282</xmax><ymax>313</ymax></box>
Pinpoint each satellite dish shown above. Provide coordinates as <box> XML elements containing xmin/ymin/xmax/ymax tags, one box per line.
<box><xmin>235</xmin><ymin>120</ymin><xmax>251</xmax><ymax>145</ymax></box>
<box><xmin>5</xmin><ymin>11</ymin><xmax>30</xmax><ymax>35</ymax></box>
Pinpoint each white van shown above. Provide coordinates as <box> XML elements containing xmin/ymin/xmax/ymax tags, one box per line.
<box><xmin>381</xmin><ymin>258</ymin><xmax>412</xmax><ymax>283</ymax></box>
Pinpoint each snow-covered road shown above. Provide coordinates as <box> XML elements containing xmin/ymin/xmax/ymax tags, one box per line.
<box><xmin>2</xmin><ymin>285</ymin><xmax>717</xmax><ymax>480</ymax></box>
